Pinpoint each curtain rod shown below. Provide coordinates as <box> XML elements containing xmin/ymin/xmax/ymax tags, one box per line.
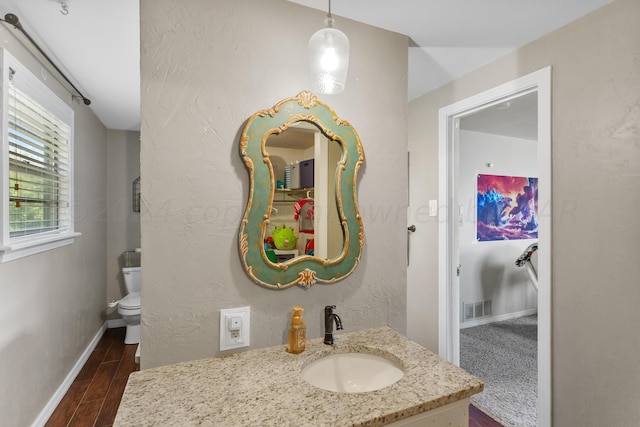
<box><xmin>0</xmin><ymin>13</ymin><xmax>91</xmax><ymax>105</ymax></box>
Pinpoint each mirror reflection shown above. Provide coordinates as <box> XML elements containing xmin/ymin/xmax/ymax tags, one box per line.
<box><xmin>239</xmin><ymin>90</ymin><xmax>365</xmax><ymax>289</ymax></box>
<box><xmin>264</xmin><ymin>122</ymin><xmax>344</xmax><ymax>263</ymax></box>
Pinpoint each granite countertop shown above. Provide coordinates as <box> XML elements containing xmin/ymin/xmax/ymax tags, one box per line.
<box><xmin>113</xmin><ymin>326</ymin><xmax>483</xmax><ymax>427</ymax></box>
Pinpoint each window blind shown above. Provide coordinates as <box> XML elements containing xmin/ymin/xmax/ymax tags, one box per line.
<box><xmin>8</xmin><ymin>70</ymin><xmax>71</xmax><ymax>238</ymax></box>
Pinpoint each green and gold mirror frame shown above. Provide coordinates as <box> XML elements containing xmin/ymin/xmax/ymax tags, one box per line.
<box><xmin>239</xmin><ymin>91</ymin><xmax>365</xmax><ymax>289</ymax></box>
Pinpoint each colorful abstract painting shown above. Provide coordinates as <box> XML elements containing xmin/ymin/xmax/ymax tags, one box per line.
<box><xmin>477</xmin><ymin>174</ymin><xmax>538</xmax><ymax>241</ymax></box>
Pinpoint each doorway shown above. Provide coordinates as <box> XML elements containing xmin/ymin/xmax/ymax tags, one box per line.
<box><xmin>437</xmin><ymin>67</ymin><xmax>551</xmax><ymax>426</ymax></box>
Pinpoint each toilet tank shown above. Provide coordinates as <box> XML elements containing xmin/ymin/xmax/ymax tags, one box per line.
<box><xmin>122</xmin><ymin>267</ymin><xmax>142</xmax><ymax>293</ymax></box>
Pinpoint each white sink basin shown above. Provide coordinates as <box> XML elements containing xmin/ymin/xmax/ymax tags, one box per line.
<box><xmin>301</xmin><ymin>351</ymin><xmax>404</xmax><ymax>393</ymax></box>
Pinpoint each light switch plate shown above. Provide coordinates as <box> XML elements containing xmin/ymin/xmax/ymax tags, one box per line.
<box><xmin>428</xmin><ymin>199</ymin><xmax>438</xmax><ymax>217</ymax></box>
<box><xmin>220</xmin><ymin>306</ymin><xmax>250</xmax><ymax>351</ymax></box>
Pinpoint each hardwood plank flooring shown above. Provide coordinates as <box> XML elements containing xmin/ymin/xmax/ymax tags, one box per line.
<box><xmin>469</xmin><ymin>404</ymin><xmax>504</xmax><ymax>427</ymax></box>
<box><xmin>45</xmin><ymin>327</ymin><xmax>501</xmax><ymax>426</ymax></box>
<box><xmin>45</xmin><ymin>328</ymin><xmax>139</xmax><ymax>427</ymax></box>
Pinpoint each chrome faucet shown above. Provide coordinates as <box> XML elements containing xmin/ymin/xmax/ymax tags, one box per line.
<box><xmin>324</xmin><ymin>305</ymin><xmax>343</xmax><ymax>345</ymax></box>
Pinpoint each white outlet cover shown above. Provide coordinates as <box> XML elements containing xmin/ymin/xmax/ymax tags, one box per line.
<box><xmin>220</xmin><ymin>306</ymin><xmax>250</xmax><ymax>351</ymax></box>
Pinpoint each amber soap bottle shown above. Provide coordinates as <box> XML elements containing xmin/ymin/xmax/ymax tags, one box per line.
<box><xmin>287</xmin><ymin>306</ymin><xmax>306</xmax><ymax>354</ymax></box>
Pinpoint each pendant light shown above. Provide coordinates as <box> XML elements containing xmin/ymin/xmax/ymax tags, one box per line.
<box><xmin>308</xmin><ymin>0</ymin><xmax>349</xmax><ymax>94</ymax></box>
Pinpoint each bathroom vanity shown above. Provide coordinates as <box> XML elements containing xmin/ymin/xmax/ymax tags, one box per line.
<box><xmin>113</xmin><ymin>327</ymin><xmax>483</xmax><ymax>426</ymax></box>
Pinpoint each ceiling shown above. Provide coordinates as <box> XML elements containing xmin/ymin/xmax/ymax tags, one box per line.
<box><xmin>0</xmin><ymin>0</ymin><xmax>611</xmax><ymax>132</ymax></box>
<box><xmin>460</xmin><ymin>91</ymin><xmax>538</xmax><ymax>141</ymax></box>
<box><xmin>1</xmin><ymin>0</ymin><xmax>140</xmax><ymax>131</ymax></box>
<box><xmin>267</xmin><ymin>125</ymin><xmax>317</xmax><ymax>150</ymax></box>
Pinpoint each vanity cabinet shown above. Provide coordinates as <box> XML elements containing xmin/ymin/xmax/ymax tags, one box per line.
<box><xmin>387</xmin><ymin>399</ymin><xmax>470</xmax><ymax>426</ymax></box>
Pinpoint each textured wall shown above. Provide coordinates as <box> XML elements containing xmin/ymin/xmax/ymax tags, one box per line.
<box><xmin>140</xmin><ymin>0</ymin><xmax>408</xmax><ymax>369</ymax></box>
<box><xmin>0</xmin><ymin>28</ymin><xmax>108</xmax><ymax>427</ymax></box>
<box><xmin>408</xmin><ymin>0</ymin><xmax>640</xmax><ymax>424</ymax></box>
<box><xmin>106</xmin><ymin>130</ymin><xmax>141</xmax><ymax>320</ymax></box>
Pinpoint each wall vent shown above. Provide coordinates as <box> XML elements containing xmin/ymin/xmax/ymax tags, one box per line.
<box><xmin>474</xmin><ymin>302</ymin><xmax>483</xmax><ymax>318</ymax></box>
<box><xmin>483</xmin><ymin>300</ymin><xmax>492</xmax><ymax>316</ymax></box>
<box><xmin>464</xmin><ymin>303</ymin><xmax>474</xmax><ymax>321</ymax></box>
<box><xmin>463</xmin><ymin>300</ymin><xmax>493</xmax><ymax>321</ymax></box>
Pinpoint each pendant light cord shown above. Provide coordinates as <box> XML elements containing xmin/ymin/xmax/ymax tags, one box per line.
<box><xmin>326</xmin><ymin>0</ymin><xmax>334</xmax><ymax>27</ymax></box>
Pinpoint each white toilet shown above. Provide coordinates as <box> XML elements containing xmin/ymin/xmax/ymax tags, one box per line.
<box><xmin>117</xmin><ymin>266</ymin><xmax>142</xmax><ymax>344</ymax></box>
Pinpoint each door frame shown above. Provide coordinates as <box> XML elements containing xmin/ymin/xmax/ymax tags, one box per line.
<box><xmin>437</xmin><ymin>67</ymin><xmax>552</xmax><ymax>426</ymax></box>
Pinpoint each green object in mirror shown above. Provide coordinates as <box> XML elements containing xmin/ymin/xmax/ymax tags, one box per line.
<box><xmin>272</xmin><ymin>225</ymin><xmax>297</xmax><ymax>250</ymax></box>
<box><xmin>239</xmin><ymin>91</ymin><xmax>365</xmax><ymax>289</ymax></box>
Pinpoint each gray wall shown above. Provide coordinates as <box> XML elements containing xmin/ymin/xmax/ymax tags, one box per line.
<box><xmin>459</xmin><ymin>130</ymin><xmax>538</xmax><ymax>325</ymax></box>
<box><xmin>106</xmin><ymin>130</ymin><xmax>141</xmax><ymax>320</ymax></box>
<box><xmin>408</xmin><ymin>0</ymin><xmax>640</xmax><ymax>424</ymax></box>
<box><xmin>0</xmin><ymin>26</ymin><xmax>108</xmax><ymax>427</ymax></box>
<box><xmin>139</xmin><ymin>0</ymin><xmax>408</xmax><ymax>369</ymax></box>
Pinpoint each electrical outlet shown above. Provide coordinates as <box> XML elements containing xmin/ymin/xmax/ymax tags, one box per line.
<box><xmin>220</xmin><ymin>306</ymin><xmax>250</xmax><ymax>351</ymax></box>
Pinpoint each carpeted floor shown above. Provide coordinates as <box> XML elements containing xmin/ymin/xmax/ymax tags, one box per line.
<box><xmin>460</xmin><ymin>315</ymin><xmax>537</xmax><ymax>427</ymax></box>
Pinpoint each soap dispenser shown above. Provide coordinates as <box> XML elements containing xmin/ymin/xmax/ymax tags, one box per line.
<box><xmin>287</xmin><ymin>306</ymin><xmax>306</xmax><ymax>354</ymax></box>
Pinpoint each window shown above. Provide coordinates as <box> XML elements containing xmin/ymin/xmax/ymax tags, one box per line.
<box><xmin>1</xmin><ymin>48</ymin><xmax>78</xmax><ymax>262</ymax></box>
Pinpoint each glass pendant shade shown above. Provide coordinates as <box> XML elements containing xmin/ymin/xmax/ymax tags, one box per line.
<box><xmin>309</xmin><ymin>20</ymin><xmax>349</xmax><ymax>94</ymax></box>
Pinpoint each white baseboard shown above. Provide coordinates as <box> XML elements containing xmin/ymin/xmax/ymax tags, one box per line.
<box><xmin>460</xmin><ymin>308</ymin><xmax>538</xmax><ymax>329</ymax></box>
<box><xmin>107</xmin><ymin>318</ymin><xmax>126</xmax><ymax>328</ymax></box>
<box><xmin>32</xmin><ymin>322</ymin><xmax>107</xmax><ymax>427</ymax></box>
<box><xmin>135</xmin><ymin>344</ymin><xmax>141</xmax><ymax>364</ymax></box>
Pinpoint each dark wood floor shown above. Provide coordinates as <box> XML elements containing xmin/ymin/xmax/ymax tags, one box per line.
<box><xmin>469</xmin><ymin>404</ymin><xmax>503</xmax><ymax>427</ymax></box>
<box><xmin>45</xmin><ymin>328</ymin><xmax>139</xmax><ymax>427</ymax></box>
<box><xmin>44</xmin><ymin>327</ymin><xmax>501</xmax><ymax>426</ymax></box>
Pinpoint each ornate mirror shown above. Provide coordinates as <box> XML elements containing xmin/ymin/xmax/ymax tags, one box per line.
<box><xmin>239</xmin><ymin>91</ymin><xmax>364</xmax><ymax>289</ymax></box>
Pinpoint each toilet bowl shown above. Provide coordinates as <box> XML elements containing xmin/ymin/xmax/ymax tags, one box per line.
<box><xmin>114</xmin><ymin>266</ymin><xmax>142</xmax><ymax>344</ymax></box>
<box><xmin>118</xmin><ymin>291</ymin><xmax>141</xmax><ymax>344</ymax></box>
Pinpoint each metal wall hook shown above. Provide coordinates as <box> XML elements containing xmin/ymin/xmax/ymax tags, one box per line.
<box><xmin>407</xmin><ymin>225</ymin><xmax>416</xmax><ymax>232</ymax></box>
